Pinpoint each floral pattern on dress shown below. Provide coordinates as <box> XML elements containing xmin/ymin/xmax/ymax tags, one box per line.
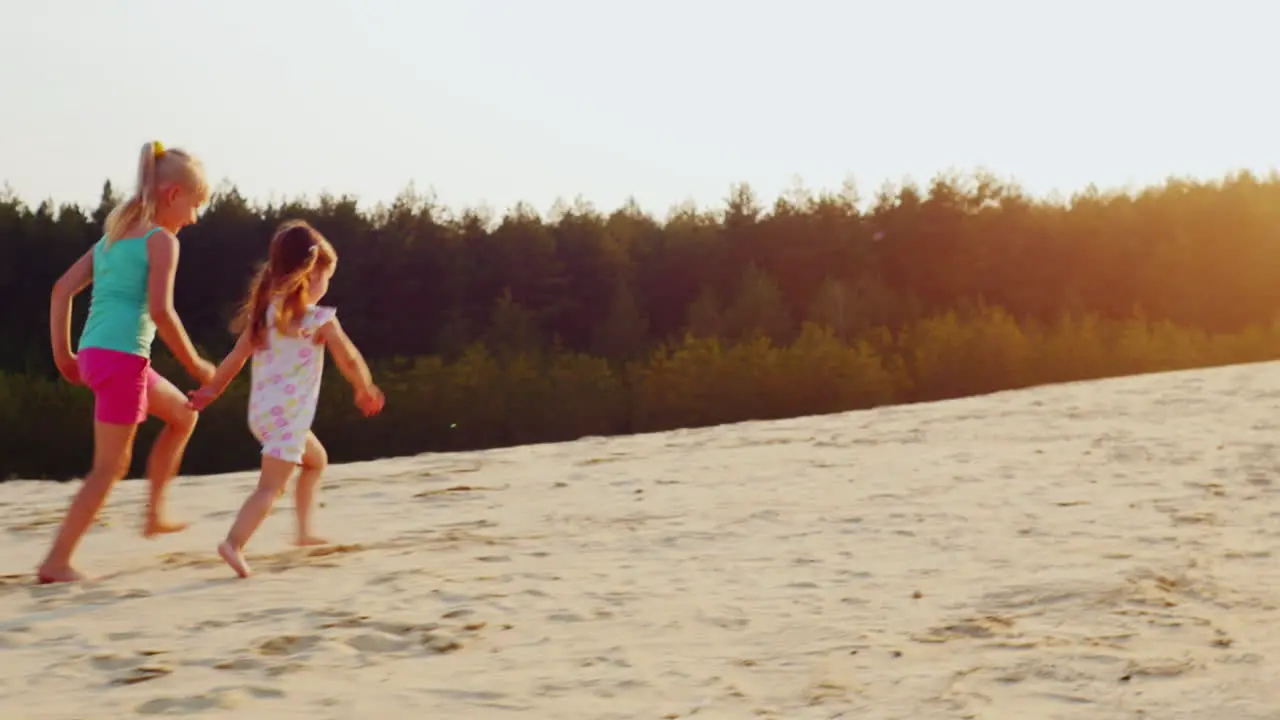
<box><xmin>246</xmin><ymin>303</ymin><xmax>336</xmax><ymax>464</ymax></box>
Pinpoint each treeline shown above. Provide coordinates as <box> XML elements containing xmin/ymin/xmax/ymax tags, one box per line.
<box><xmin>2</xmin><ymin>170</ymin><xmax>1279</xmax><ymax>479</ymax></box>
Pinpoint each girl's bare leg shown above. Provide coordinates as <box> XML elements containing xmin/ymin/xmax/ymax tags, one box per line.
<box><xmin>295</xmin><ymin>433</ymin><xmax>329</xmax><ymax>546</ymax></box>
<box><xmin>36</xmin><ymin>421</ymin><xmax>137</xmax><ymax>583</ymax></box>
<box><xmin>142</xmin><ymin>376</ymin><xmax>199</xmax><ymax>537</ymax></box>
<box><xmin>218</xmin><ymin>456</ymin><xmax>296</xmax><ymax>578</ymax></box>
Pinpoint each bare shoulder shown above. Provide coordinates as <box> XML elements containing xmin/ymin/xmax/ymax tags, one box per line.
<box><xmin>145</xmin><ymin>227</ymin><xmax>180</xmax><ymax>257</ymax></box>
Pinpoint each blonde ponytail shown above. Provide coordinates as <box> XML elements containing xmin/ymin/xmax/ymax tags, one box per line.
<box><xmin>103</xmin><ymin>142</ymin><xmax>162</xmax><ymax>244</ymax></box>
<box><xmin>102</xmin><ymin>141</ymin><xmax>207</xmax><ymax>244</ymax></box>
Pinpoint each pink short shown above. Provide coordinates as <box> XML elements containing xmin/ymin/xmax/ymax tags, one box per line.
<box><xmin>77</xmin><ymin>347</ymin><xmax>162</xmax><ymax>425</ymax></box>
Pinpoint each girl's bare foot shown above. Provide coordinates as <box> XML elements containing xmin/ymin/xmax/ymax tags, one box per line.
<box><xmin>295</xmin><ymin>535</ymin><xmax>329</xmax><ymax>547</ymax></box>
<box><xmin>217</xmin><ymin>540</ymin><xmax>251</xmax><ymax>578</ymax></box>
<box><xmin>36</xmin><ymin>565</ymin><xmax>86</xmax><ymax>584</ymax></box>
<box><xmin>143</xmin><ymin>516</ymin><xmax>190</xmax><ymax>538</ymax></box>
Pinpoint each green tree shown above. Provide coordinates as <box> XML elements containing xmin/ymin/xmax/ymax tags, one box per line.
<box><xmin>591</xmin><ymin>280</ymin><xmax>650</xmax><ymax>361</ymax></box>
<box><xmin>685</xmin><ymin>286</ymin><xmax>724</xmax><ymax>338</ymax></box>
<box><xmin>485</xmin><ymin>288</ymin><xmax>542</xmax><ymax>360</ymax></box>
<box><xmin>724</xmin><ymin>263</ymin><xmax>791</xmax><ymax>342</ymax></box>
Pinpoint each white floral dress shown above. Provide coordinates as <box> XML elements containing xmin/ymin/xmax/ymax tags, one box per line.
<box><xmin>246</xmin><ymin>304</ymin><xmax>336</xmax><ymax>464</ymax></box>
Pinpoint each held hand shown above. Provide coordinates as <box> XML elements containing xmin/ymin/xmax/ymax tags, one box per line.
<box><xmin>55</xmin><ymin>353</ymin><xmax>81</xmax><ymax>386</ymax></box>
<box><xmin>190</xmin><ymin>358</ymin><xmax>217</xmax><ymax>385</ymax></box>
<box><xmin>186</xmin><ymin>385</ymin><xmax>218</xmax><ymax>412</ymax></box>
<box><xmin>355</xmin><ymin>384</ymin><xmax>385</xmax><ymax>417</ymax></box>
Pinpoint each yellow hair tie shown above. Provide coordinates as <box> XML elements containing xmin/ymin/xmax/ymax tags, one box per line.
<box><xmin>153</xmin><ymin>141</ymin><xmax>166</xmax><ymax>158</ymax></box>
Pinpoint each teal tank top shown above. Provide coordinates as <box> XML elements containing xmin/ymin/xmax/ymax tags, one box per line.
<box><xmin>78</xmin><ymin>227</ymin><xmax>162</xmax><ymax>358</ymax></box>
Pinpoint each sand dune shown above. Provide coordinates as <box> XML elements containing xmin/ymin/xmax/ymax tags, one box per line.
<box><xmin>4</xmin><ymin>361</ymin><xmax>1280</xmax><ymax>718</ymax></box>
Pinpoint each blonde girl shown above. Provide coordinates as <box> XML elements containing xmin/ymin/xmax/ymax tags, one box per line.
<box><xmin>41</xmin><ymin>141</ymin><xmax>216</xmax><ymax>584</ymax></box>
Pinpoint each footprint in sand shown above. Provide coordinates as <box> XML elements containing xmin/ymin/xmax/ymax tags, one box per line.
<box><xmin>90</xmin><ymin>651</ymin><xmax>154</xmax><ymax>671</ymax></box>
<box><xmin>256</xmin><ymin>634</ymin><xmax>324</xmax><ymax>657</ymax></box>
<box><xmin>697</xmin><ymin>612</ymin><xmax>750</xmax><ymax>631</ymax></box>
<box><xmin>339</xmin><ymin>626</ymin><xmax>463</xmax><ymax>657</ymax></box>
<box><xmin>111</xmin><ymin>664</ymin><xmax>173</xmax><ymax>686</ymax></box>
<box><xmin>231</xmin><ymin>611</ymin><xmax>467</xmax><ymax>675</ymax></box>
<box><xmin>313</xmin><ymin>610</ymin><xmax>372</xmax><ymax>629</ymax></box>
<box><xmin>1120</xmin><ymin>657</ymin><xmax>1200</xmax><ymax>680</ymax></box>
<box><xmin>0</xmin><ymin>630</ymin><xmax>30</xmax><ymax>650</ymax></box>
<box><xmin>0</xmin><ymin>574</ymin><xmax>31</xmax><ymax>599</ymax></box>
<box><xmin>575</xmin><ymin>454</ymin><xmax>632</xmax><ymax>467</ymax></box>
<box><xmin>22</xmin><ymin>584</ymin><xmax>151</xmax><ymax>613</ymax></box>
<box><xmin>84</xmin><ymin>650</ymin><xmax>175</xmax><ymax>687</ymax></box>
<box><xmin>422</xmin><ymin>687</ymin><xmax>518</xmax><ymax>709</ymax></box>
<box><xmin>80</xmin><ymin>587</ymin><xmax>152</xmax><ymax>604</ymax></box>
<box><xmin>911</xmin><ymin>615</ymin><xmax>1018</xmax><ymax>644</ymax></box>
<box><xmin>212</xmin><ymin>657</ymin><xmax>266</xmax><ymax>672</ymax></box>
<box><xmin>136</xmin><ymin>686</ymin><xmax>285</xmax><ymax>715</ymax></box>
<box><xmin>239</xmin><ymin>607</ymin><xmax>301</xmax><ymax>623</ymax></box>
<box><xmin>344</xmin><ymin>632</ymin><xmax>414</xmax><ymax>653</ymax></box>
<box><xmin>548</xmin><ymin>611</ymin><xmax>586</xmax><ymax>623</ymax></box>
<box><xmin>162</xmin><ymin>551</ymin><xmax>219</xmax><ymax>570</ymax></box>
<box><xmin>367</xmin><ymin>619</ymin><xmax>443</xmax><ymax>635</ymax></box>
<box><xmin>164</xmin><ymin>543</ymin><xmax>367</xmax><ymax>577</ymax></box>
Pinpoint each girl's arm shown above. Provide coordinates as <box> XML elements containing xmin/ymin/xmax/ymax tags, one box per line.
<box><xmin>146</xmin><ymin>229</ymin><xmax>214</xmax><ymax>383</ymax></box>
<box><xmin>49</xmin><ymin>248</ymin><xmax>94</xmax><ymax>383</ymax></box>
<box><xmin>316</xmin><ymin>317</ymin><xmax>384</xmax><ymax>415</ymax></box>
<box><xmin>186</xmin><ymin>329</ymin><xmax>255</xmax><ymax>411</ymax></box>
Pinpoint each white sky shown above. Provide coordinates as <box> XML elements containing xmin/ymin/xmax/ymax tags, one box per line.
<box><xmin>2</xmin><ymin>0</ymin><xmax>1277</xmax><ymax>216</ymax></box>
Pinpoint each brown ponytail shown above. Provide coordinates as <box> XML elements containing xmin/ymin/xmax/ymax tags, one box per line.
<box><xmin>231</xmin><ymin>220</ymin><xmax>337</xmax><ymax>348</ymax></box>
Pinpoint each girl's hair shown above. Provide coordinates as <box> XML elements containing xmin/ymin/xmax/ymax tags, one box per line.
<box><xmin>232</xmin><ymin>220</ymin><xmax>338</xmax><ymax>348</ymax></box>
<box><xmin>103</xmin><ymin>141</ymin><xmax>209</xmax><ymax>243</ymax></box>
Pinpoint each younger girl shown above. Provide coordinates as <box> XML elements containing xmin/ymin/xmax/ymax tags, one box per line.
<box><xmin>40</xmin><ymin>141</ymin><xmax>216</xmax><ymax>584</ymax></box>
<box><xmin>187</xmin><ymin>219</ymin><xmax>384</xmax><ymax>578</ymax></box>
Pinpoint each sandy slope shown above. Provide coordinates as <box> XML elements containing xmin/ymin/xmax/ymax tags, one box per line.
<box><xmin>4</xmin><ymin>361</ymin><xmax>1280</xmax><ymax>719</ymax></box>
